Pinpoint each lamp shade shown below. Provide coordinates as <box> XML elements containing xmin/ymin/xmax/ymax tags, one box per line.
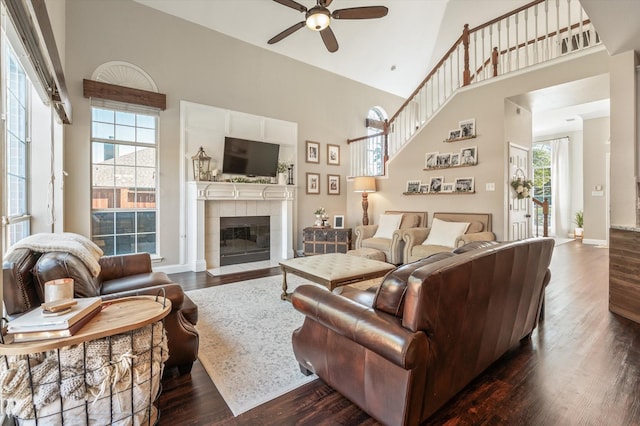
<box><xmin>353</xmin><ymin>176</ymin><xmax>376</xmax><ymax>193</ymax></box>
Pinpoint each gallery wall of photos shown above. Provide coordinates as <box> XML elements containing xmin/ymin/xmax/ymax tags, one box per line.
<box><xmin>305</xmin><ymin>140</ymin><xmax>342</xmax><ymax>195</ymax></box>
<box><xmin>405</xmin><ymin>118</ymin><xmax>478</xmax><ymax>196</ymax></box>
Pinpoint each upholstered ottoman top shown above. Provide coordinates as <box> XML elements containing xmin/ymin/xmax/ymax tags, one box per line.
<box><xmin>279</xmin><ymin>253</ymin><xmax>395</xmax><ymax>299</ymax></box>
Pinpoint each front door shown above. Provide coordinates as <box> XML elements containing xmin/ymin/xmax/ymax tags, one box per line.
<box><xmin>508</xmin><ymin>144</ymin><xmax>531</xmax><ymax>240</ymax></box>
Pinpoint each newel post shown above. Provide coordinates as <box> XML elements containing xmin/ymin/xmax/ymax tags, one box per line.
<box><xmin>492</xmin><ymin>47</ymin><xmax>499</xmax><ymax>77</ymax></box>
<box><xmin>463</xmin><ymin>24</ymin><xmax>470</xmax><ymax>86</ymax></box>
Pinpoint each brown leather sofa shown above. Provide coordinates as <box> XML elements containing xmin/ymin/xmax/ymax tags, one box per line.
<box><xmin>291</xmin><ymin>238</ymin><xmax>554</xmax><ymax>425</ymax></box>
<box><xmin>3</xmin><ymin>248</ymin><xmax>199</xmax><ymax>375</ymax></box>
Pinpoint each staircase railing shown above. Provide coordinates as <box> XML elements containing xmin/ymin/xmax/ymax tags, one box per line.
<box><xmin>532</xmin><ymin>197</ymin><xmax>550</xmax><ymax>237</ymax></box>
<box><xmin>349</xmin><ymin>0</ymin><xmax>600</xmax><ymax>177</ymax></box>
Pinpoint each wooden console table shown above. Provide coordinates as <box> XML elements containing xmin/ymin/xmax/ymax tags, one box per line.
<box><xmin>303</xmin><ymin>227</ymin><xmax>352</xmax><ymax>255</ymax></box>
<box><xmin>0</xmin><ymin>296</ymin><xmax>171</xmax><ymax>425</ymax></box>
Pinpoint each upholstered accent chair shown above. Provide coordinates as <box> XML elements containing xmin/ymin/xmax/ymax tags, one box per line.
<box><xmin>354</xmin><ymin>211</ymin><xmax>427</xmax><ymax>264</ymax></box>
<box><xmin>401</xmin><ymin>212</ymin><xmax>496</xmax><ymax>263</ymax></box>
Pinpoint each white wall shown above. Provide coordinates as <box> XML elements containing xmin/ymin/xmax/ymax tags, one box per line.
<box><xmin>351</xmin><ymin>48</ymin><xmax>610</xmax><ymax>240</ymax></box>
<box><xmin>63</xmin><ymin>0</ymin><xmax>402</xmax><ymax>268</ymax></box>
<box><xmin>583</xmin><ymin>116</ymin><xmax>610</xmax><ymax>243</ymax></box>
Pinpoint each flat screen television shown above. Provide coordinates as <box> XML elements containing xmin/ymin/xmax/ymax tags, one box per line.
<box><xmin>222</xmin><ymin>137</ymin><xmax>280</xmax><ymax>177</ymax></box>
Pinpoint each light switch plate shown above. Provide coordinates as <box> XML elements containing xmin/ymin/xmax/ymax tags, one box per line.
<box><xmin>486</xmin><ymin>183</ymin><xmax>495</xmax><ymax>191</ymax></box>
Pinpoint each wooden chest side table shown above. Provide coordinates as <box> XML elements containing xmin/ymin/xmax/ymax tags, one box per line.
<box><xmin>303</xmin><ymin>227</ymin><xmax>352</xmax><ymax>255</ymax></box>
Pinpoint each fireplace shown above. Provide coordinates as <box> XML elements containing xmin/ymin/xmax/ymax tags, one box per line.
<box><xmin>220</xmin><ymin>216</ymin><xmax>270</xmax><ymax>266</ymax></box>
<box><xmin>187</xmin><ymin>182</ymin><xmax>295</xmax><ymax>272</ymax></box>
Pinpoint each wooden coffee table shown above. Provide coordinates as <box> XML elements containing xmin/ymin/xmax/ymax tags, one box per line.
<box><xmin>279</xmin><ymin>253</ymin><xmax>394</xmax><ymax>300</ymax></box>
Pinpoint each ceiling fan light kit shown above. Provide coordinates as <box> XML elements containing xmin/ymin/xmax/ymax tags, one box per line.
<box><xmin>306</xmin><ymin>6</ymin><xmax>330</xmax><ymax>31</ymax></box>
<box><xmin>270</xmin><ymin>0</ymin><xmax>388</xmax><ymax>52</ymax></box>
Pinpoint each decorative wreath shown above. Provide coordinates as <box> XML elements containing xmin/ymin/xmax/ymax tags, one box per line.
<box><xmin>510</xmin><ymin>169</ymin><xmax>533</xmax><ymax>199</ymax></box>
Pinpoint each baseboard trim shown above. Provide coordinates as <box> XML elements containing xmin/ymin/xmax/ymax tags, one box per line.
<box><xmin>582</xmin><ymin>238</ymin><xmax>607</xmax><ymax>246</ymax></box>
<box><xmin>153</xmin><ymin>263</ymin><xmax>192</xmax><ymax>274</ymax></box>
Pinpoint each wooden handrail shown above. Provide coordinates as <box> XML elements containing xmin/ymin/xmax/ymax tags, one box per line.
<box><xmin>347</xmin><ymin>131</ymin><xmax>384</xmax><ymax>144</ymax></box>
<box><xmin>470</xmin><ymin>19</ymin><xmax>592</xmax><ymax>83</ymax></box>
<box><xmin>388</xmin><ymin>34</ymin><xmax>464</xmax><ymax>123</ymax></box>
<box><xmin>532</xmin><ymin>197</ymin><xmax>549</xmax><ymax>237</ymax></box>
<box><xmin>469</xmin><ymin>0</ymin><xmax>544</xmax><ymax>33</ymax></box>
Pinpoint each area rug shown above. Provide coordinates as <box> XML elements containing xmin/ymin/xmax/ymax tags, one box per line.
<box><xmin>186</xmin><ymin>275</ymin><xmax>380</xmax><ymax>416</ymax></box>
<box><xmin>184</xmin><ymin>276</ymin><xmax>328</xmax><ymax>416</ymax></box>
<box><xmin>185</xmin><ymin>275</ymin><xmax>313</xmax><ymax>416</ymax></box>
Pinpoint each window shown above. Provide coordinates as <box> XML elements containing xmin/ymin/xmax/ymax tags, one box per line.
<box><xmin>533</xmin><ymin>142</ymin><xmax>552</xmax><ymax>235</ymax></box>
<box><xmin>365</xmin><ymin>106</ymin><xmax>387</xmax><ymax>176</ymax></box>
<box><xmin>91</xmin><ymin>105</ymin><xmax>158</xmax><ymax>256</ymax></box>
<box><xmin>3</xmin><ymin>43</ymin><xmax>31</xmax><ymax>249</ymax></box>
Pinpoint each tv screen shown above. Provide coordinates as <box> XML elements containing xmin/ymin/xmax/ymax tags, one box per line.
<box><xmin>222</xmin><ymin>137</ymin><xmax>280</xmax><ymax>178</ymax></box>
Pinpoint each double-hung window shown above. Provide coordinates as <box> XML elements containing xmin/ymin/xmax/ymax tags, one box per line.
<box><xmin>3</xmin><ymin>43</ymin><xmax>30</xmax><ymax>250</ymax></box>
<box><xmin>90</xmin><ymin>104</ymin><xmax>158</xmax><ymax>256</ymax></box>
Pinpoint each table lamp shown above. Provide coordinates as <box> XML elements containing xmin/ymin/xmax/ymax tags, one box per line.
<box><xmin>353</xmin><ymin>176</ymin><xmax>376</xmax><ymax>225</ymax></box>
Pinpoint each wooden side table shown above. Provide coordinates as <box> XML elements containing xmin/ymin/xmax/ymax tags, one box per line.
<box><xmin>0</xmin><ymin>296</ymin><xmax>171</xmax><ymax>425</ymax></box>
<box><xmin>303</xmin><ymin>227</ymin><xmax>352</xmax><ymax>255</ymax></box>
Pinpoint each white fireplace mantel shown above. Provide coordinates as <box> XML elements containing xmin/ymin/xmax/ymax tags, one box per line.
<box><xmin>187</xmin><ymin>181</ymin><xmax>296</xmax><ymax>271</ymax></box>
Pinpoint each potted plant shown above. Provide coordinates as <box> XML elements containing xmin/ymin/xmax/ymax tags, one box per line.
<box><xmin>277</xmin><ymin>162</ymin><xmax>289</xmax><ymax>185</ymax></box>
<box><xmin>574</xmin><ymin>210</ymin><xmax>584</xmax><ymax>239</ymax></box>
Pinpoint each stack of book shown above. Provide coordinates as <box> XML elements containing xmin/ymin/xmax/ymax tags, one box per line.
<box><xmin>6</xmin><ymin>297</ymin><xmax>102</xmax><ymax>343</ymax></box>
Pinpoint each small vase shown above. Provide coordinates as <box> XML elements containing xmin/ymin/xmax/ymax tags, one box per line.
<box><xmin>278</xmin><ymin>173</ymin><xmax>287</xmax><ymax>185</ymax></box>
<box><xmin>315</xmin><ymin>214</ymin><xmax>323</xmax><ymax>227</ymax></box>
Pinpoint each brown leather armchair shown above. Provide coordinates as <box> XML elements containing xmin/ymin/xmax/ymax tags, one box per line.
<box><xmin>3</xmin><ymin>248</ymin><xmax>199</xmax><ymax>375</ymax></box>
<box><xmin>291</xmin><ymin>238</ymin><xmax>554</xmax><ymax>425</ymax></box>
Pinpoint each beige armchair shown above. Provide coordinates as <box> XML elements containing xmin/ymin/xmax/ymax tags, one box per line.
<box><xmin>402</xmin><ymin>212</ymin><xmax>496</xmax><ymax>263</ymax></box>
<box><xmin>354</xmin><ymin>211</ymin><xmax>427</xmax><ymax>264</ymax></box>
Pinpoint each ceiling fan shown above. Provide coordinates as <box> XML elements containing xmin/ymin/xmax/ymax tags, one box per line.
<box><xmin>268</xmin><ymin>0</ymin><xmax>389</xmax><ymax>53</ymax></box>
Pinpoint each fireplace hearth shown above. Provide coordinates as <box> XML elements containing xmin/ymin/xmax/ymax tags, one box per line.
<box><xmin>220</xmin><ymin>216</ymin><xmax>270</xmax><ymax>266</ymax></box>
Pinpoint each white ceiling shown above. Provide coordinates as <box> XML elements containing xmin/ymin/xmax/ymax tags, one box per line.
<box><xmin>132</xmin><ymin>0</ymin><xmax>629</xmax><ymax>137</ymax></box>
<box><xmin>133</xmin><ymin>0</ymin><xmax>531</xmax><ymax>98</ymax></box>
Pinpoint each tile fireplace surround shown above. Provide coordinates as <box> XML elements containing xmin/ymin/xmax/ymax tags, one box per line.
<box><xmin>187</xmin><ymin>182</ymin><xmax>296</xmax><ymax>271</ymax></box>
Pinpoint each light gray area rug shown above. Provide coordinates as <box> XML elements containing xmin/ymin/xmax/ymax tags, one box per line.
<box><xmin>185</xmin><ymin>275</ymin><xmax>318</xmax><ymax>417</ymax></box>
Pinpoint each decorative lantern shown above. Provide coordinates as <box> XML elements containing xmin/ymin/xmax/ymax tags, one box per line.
<box><xmin>192</xmin><ymin>146</ymin><xmax>211</xmax><ymax>181</ymax></box>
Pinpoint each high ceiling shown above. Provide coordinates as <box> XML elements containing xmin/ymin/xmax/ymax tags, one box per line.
<box><xmin>132</xmin><ymin>0</ymin><xmax>637</xmax><ymax>137</ymax></box>
<box><xmin>133</xmin><ymin>0</ymin><xmax>531</xmax><ymax>98</ymax></box>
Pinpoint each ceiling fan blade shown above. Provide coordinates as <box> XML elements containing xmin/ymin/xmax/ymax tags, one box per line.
<box><xmin>319</xmin><ymin>0</ymin><xmax>333</xmax><ymax>6</ymax></box>
<box><xmin>332</xmin><ymin>6</ymin><xmax>389</xmax><ymax>20</ymax></box>
<box><xmin>272</xmin><ymin>0</ymin><xmax>307</xmax><ymax>13</ymax></box>
<box><xmin>268</xmin><ymin>21</ymin><xmax>306</xmax><ymax>44</ymax></box>
<box><xmin>320</xmin><ymin>27</ymin><xmax>338</xmax><ymax>52</ymax></box>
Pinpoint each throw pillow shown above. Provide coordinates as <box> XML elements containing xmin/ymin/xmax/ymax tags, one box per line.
<box><xmin>423</xmin><ymin>218</ymin><xmax>470</xmax><ymax>248</ymax></box>
<box><xmin>373</xmin><ymin>214</ymin><xmax>403</xmax><ymax>239</ymax></box>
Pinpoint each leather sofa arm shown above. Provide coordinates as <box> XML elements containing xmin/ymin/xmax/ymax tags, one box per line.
<box><xmin>101</xmin><ymin>282</ymin><xmax>184</xmax><ymax>311</ymax></box>
<box><xmin>98</xmin><ymin>253</ymin><xmax>153</xmax><ymax>282</ymax></box>
<box><xmin>354</xmin><ymin>225</ymin><xmax>379</xmax><ymax>249</ymax></box>
<box><xmin>400</xmin><ymin>227</ymin><xmax>430</xmax><ymax>264</ymax></box>
<box><xmin>292</xmin><ymin>285</ymin><xmax>428</xmax><ymax>369</ymax></box>
<box><xmin>455</xmin><ymin>231</ymin><xmax>496</xmax><ymax>247</ymax></box>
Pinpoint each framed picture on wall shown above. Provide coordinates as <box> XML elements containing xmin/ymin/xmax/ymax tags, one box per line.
<box><xmin>327</xmin><ymin>144</ymin><xmax>340</xmax><ymax>165</ymax></box>
<box><xmin>459</xmin><ymin>118</ymin><xmax>476</xmax><ymax>137</ymax></box>
<box><xmin>306</xmin><ymin>141</ymin><xmax>320</xmax><ymax>163</ymax></box>
<box><xmin>306</xmin><ymin>172</ymin><xmax>320</xmax><ymax>194</ymax></box>
<box><xmin>454</xmin><ymin>177</ymin><xmax>475</xmax><ymax>193</ymax></box>
<box><xmin>429</xmin><ymin>176</ymin><xmax>444</xmax><ymax>193</ymax></box>
<box><xmin>327</xmin><ymin>174</ymin><xmax>340</xmax><ymax>195</ymax></box>
<box><xmin>460</xmin><ymin>146</ymin><xmax>477</xmax><ymax>165</ymax></box>
<box><xmin>406</xmin><ymin>180</ymin><xmax>421</xmax><ymax>193</ymax></box>
<box><xmin>333</xmin><ymin>215</ymin><xmax>345</xmax><ymax>229</ymax></box>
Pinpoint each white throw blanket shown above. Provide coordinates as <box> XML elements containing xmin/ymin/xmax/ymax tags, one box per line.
<box><xmin>7</xmin><ymin>233</ymin><xmax>104</xmax><ymax>277</ymax></box>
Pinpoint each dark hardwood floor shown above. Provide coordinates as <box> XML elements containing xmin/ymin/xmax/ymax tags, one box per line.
<box><xmin>159</xmin><ymin>242</ymin><xmax>640</xmax><ymax>425</ymax></box>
